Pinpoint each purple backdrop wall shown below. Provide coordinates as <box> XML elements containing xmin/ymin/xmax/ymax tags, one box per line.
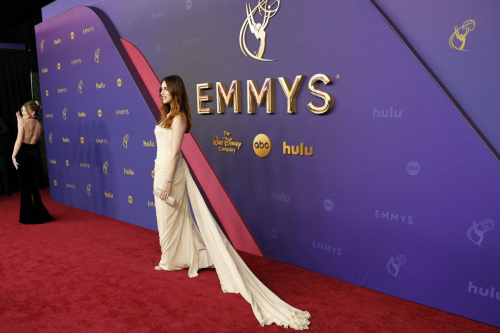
<box><xmin>37</xmin><ymin>0</ymin><xmax>500</xmax><ymax>327</ymax></box>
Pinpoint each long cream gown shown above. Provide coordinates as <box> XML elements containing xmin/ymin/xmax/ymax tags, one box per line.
<box><xmin>153</xmin><ymin>125</ymin><xmax>311</xmax><ymax>330</ymax></box>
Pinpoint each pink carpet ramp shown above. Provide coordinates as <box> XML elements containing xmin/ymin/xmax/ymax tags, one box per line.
<box><xmin>119</xmin><ymin>37</ymin><xmax>262</xmax><ymax>257</ymax></box>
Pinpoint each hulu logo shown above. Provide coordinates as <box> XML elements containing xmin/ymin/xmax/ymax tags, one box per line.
<box><xmin>373</xmin><ymin>107</ymin><xmax>402</xmax><ymax>118</ymax></box>
<box><xmin>468</xmin><ymin>281</ymin><xmax>500</xmax><ymax>300</ymax></box>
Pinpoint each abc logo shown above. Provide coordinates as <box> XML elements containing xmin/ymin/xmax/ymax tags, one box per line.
<box><xmin>406</xmin><ymin>161</ymin><xmax>420</xmax><ymax>176</ymax></box>
<box><xmin>323</xmin><ymin>199</ymin><xmax>334</xmax><ymax>211</ymax></box>
<box><xmin>253</xmin><ymin>134</ymin><xmax>271</xmax><ymax>158</ymax></box>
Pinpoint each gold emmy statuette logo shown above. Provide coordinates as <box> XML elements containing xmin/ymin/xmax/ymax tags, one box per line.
<box><xmin>65</xmin><ymin>160</ymin><xmax>69</xmax><ymax>166</ymax></box>
<box><xmin>62</xmin><ymin>108</ymin><xmax>67</xmax><ymax>120</ymax></box>
<box><xmin>128</xmin><ymin>195</ymin><xmax>133</xmax><ymax>204</ymax></box>
<box><xmin>98</xmin><ymin>109</ymin><xmax>102</xmax><ymax>117</ymax></box>
<box><xmin>71</xmin><ymin>31</ymin><xmax>75</xmax><ymax>39</ymax></box>
<box><xmin>54</xmin><ymin>180</ymin><xmax>57</xmax><ymax>186</ymax></box>
<box><xmin>103</xmin><ymin>161</ymin><xmax>108</xmax><ymax>175</ymax></box>
<box><xmin>117</xmin><ymin>78</ymin><xmax>122</xmax><ymax>87</ymax></box>
<box><xmin>45</xmin><ymin>90</ymin><xmax>49</xmax><ymax>97</ymax></box>
<box><xmin>151</xmin><ymin>169</ymin><xmax>155</xmax><ymax>179</ymax></box>
<box><xmin>40</xmin><ymin>40</ymin><xmax>44</xmax><ymax>52</ymax></box>
<box><xmin>123</xmin><ymin>134</ymin><xmax>129</xmax><ymax>149</ymax></box>
<box><xmin>49</xmin><ymin>133</ymin><xmax>53</xmax><ymax>144</ymax></box>
<box><xmin>239</xmin><ymin>0</ymin><xmax>281</xmax><ymax>62</ymax></box>
<box><xmin>78</xmin><ymin>80</ymin><xmax>83</xmax><ymax>94</ymax></box>
<box><xmin>80</xmin><ymin>137</ymin><xmax>84</xmax><ymax>144</ymax></box>
<box><xmin>86</xmin><ymin>183</ymin><xmax>91</xmax><ymax>196</ymax></box>
<box><xmin>253</xmin><ymin>133</ymin><xmax>271</xmax><ymax>157</ymax></box>
<box><xmin>57</xmin><ymin>62</ymin><xmax>61</xmax><ymax>70</ymax></box>
<box><xmin>94</xmin><ymin>48</ymin><xmax>100</xmax><ymax>63</ymax></box>
<box><xmin>450</xmin><ymin>19</ymin><xmax>476</xmax><ymax>51</ymax></box>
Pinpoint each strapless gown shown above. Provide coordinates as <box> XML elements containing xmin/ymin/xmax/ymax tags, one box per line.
<box><xmin>153</xmin><ymin>125</ymin><xmax>311</xmax><ymax>330</ymax></box>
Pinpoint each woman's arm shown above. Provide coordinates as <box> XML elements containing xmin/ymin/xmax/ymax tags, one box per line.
<box><xmin>160</xmin><ymin>115</ymin><xmax>187</xmax><ymax>200</ymax></box>
<box><xmin>12</xmin><ymin>114</ymin><xmax>24</xmax><ymax>169</ymax></box>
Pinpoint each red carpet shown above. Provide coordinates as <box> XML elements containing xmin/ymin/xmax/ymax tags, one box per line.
<box><xmin>0</xmin><ymin>189</ymin><xmax>497</xmax><ymax>333</ymax></box>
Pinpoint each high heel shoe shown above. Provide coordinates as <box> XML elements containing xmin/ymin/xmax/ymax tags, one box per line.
<box><xmin>154</xmin><ymin>265</ymin><xmax>164</xmax><ymax>271</ymax></box>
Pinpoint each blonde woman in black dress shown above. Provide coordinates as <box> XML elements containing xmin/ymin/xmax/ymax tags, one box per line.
<box><xmin>12</xmin><ymin>101</ymin><xmax>52</xmax><ymax>224</ymax></box>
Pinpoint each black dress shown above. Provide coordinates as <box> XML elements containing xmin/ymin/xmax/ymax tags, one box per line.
<box><xmin>17</xmin><ymin>142</ymin><xmax>53</xmax><ymax>224</ymax></box>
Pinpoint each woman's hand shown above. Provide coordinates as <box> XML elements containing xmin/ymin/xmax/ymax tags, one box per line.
<box><xmin>15</xmin><ymin>111</ymin><xmax>21</xmax><ymax>121</ymax></box>
<box><xmin>12</xmin><ymin>156</ymin><xmax>19</xmax><ymax>170</ymax></box>
<box><xmin>161</xmin><ymin>180</ymin><xmax>172</xmax><ymax>201</ymax></box>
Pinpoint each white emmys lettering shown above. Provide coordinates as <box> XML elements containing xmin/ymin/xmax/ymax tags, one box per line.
<box><xmin>66</xmin><ymin>184</ymin><xmax>76</xmax><ymax>189</ymax></box>
<box><xmin>116</xmin><ymin>109</ymin><xmax>129</xmax><ymax>115</ymax></box>
<box><xmin>58</xmin><ymin>88</ymin><xmax>67</xmax><ymax>93</ymax></box>
<box><xmin>96</xmin><ymin>139</ymin><xmax>108</xmax><ymax>144</ymax></box>
<box><xmin>375</xmin><ymin>210</ymin><xmax>414</xmax><ymax>224</ymax></box>
<box><xmin>104</xmin><ymin>191</ymin><xmax>113</xmax><ymax>198</ymax></box>
<box><xmin>148</xmin><ymin>201</ymin><xmax>156</xmax><ymax>207</ymax></box>
<box><xmin>83</xmin><ymin>26</ymin><xmax>94</xmax><ymax>34</ymax></box>
<box><xmin>312</xmin><ymin>241</ymin><xmax>342</xmax><ymax>255</ymax></box>
<box><xmin>80</xmin><ymin>163</ymin><xmax>90</xmax><ymax>168</ymax></box>
<box><xmin>45</xmin><ymin>114</ymin><xmax>53</xmax><ymax>118</ymax></box>
<box><xmin>71</xmin><ymin>59</ymin><xmax>82</xmax><ymax>65</ymax></box>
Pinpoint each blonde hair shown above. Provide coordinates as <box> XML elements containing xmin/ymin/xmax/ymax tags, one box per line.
<box><xmin>23</xmin><ymin>100</ymin><xmax>41</xmax><ymax>118</ymax></box>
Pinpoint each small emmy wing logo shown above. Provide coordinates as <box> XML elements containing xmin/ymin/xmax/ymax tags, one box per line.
<box><xmin>449</xmin><ymin>19</ymin><xmax>476</xmax><ymax>51</ymax></box>
<box><xmin>70</xmin><ymin>31</ymin><xmax>75</xmax><ymax>40</ymax></box>
<box><xmin>54</xmin><ymin>180</ymin><xmax>57</xmax><ymax>186</ymax></box>
<box><xmin>40</xmin><ymin>40</ymin><xmax>44</xmax><ymax>52</ymax></box>
<box><xmin>45</xmin><ymin>90</ymin><xmax>49</xmax><ymax>97</ymax></box>
<box><xmin>103</xmin><ymin>161</ymin><xmax>108</xmax><ymax>175</ymax></box>
<box><xmin>123</xmin><ymin>134</ymin><xmax>129</xmax><ymax>149</ymax></box>
<box><xmin>467</xmin><ymin>219</ymin><xmax>494</xmax><ymax>247</ymax></box>
<box><xmin>65</xmin><ymin>160</ymin><xmax>69</xmax><ymax>166</ymax></box>
<box><xmin>49</xmin><ymin>133</ymin><xmax>53</xmax><ymax>144</ymax></box>
<box><xmin>78</xmin><ymin>80</ymin><xmax>83</xmax><ymax>94</ymax></box>
<box><xmin>62</xmin><ymin>108</ymin><xmax>67</xmax><ymax>120</ymax></box>
<box><xmin>117</xmin><ymin>78</ymin><xmax>122</xmax><ymax>87</ymax></box>
<box><xmin>80</xmin><ymin>137</ymin><xmax>84</xmax><ymax>144</ymax></box>
<box><xmin>94</xmin><ymin>48</ymin><xmax>100</xmax><ymax>63</ymax></box>
<box><xmin>128</xmin><ymin>195</ymin><xmax>133</xmax><ymax>204</ymax></box>
<box><xmin>98</xmin><ymin>109</ymin><xmax>102</xmax><ymax>117</ymax></box>
<box><xmin>86</xmin><ymin>183</ymin><xmax>91</xmax><ymax>196</ymax></box>
<box><xmin>386</xmin><ymin>254</ymin><xmax>406</xmax><ymax>278</ymax></box>
<box><xmin>57</xmin><ymin>62</ymin><xmax>61</xmax><ymax>70</ymax></box>
<box><xmin>239</xmin><ymin>0</ymin><xmax>281</xmax><ymax>62</ymax></box>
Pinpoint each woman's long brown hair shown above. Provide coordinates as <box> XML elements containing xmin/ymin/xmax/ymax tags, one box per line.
<box><xmin>158</xmin><ymin>75</ymin><xmax>191</xmax><ymax>133</ymax></box>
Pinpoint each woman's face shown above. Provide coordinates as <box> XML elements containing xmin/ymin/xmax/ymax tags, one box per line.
<box><xmin>160</xmin><ymin>81</ymin><xmax>172</xmax><ymax>105</ymax></box>
<box><xmin>21</xmin><ymin>106</ymin><xmax>29</xmax><ymax>118</ymax></box>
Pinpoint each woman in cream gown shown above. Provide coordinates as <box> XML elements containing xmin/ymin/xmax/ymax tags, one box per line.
<box><xmin>153</xmin><ymin>75</ymin><xmax>311</xmax><ymax>330</ymax></box>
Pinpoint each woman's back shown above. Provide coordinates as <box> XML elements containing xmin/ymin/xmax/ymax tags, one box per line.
<box><xmin>21</xmin><ymin>119</ymin><xmax>43</xmax><ymax>144</ymax></box>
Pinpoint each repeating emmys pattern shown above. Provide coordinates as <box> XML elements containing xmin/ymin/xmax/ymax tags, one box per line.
<box><xmin>36</xmin><ymin>6</ymin><xmax>158</xmax><ymax>229</ymax></box>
